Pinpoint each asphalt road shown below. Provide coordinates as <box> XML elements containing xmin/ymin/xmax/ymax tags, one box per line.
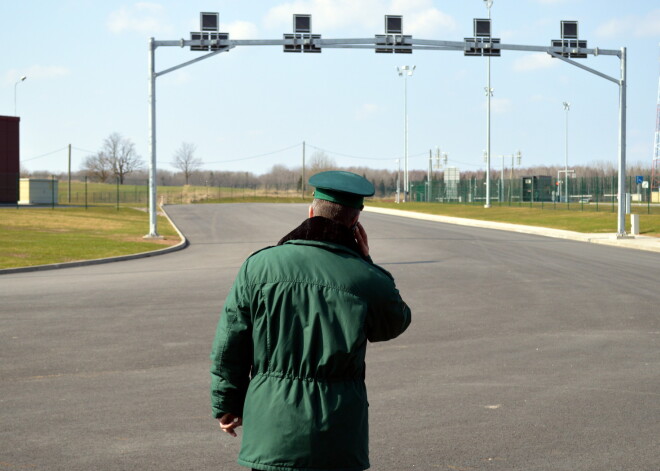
<box><xmin>1</xmin><ymin>203</ymin><xmax>659</xmax><ymax>471</ymax></box>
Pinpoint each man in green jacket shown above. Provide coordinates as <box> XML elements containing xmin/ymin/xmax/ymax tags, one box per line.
<box><xmin>211</xmin><ymin>170</ymin><xmax>411</xmax><ymax>471</ymax></box>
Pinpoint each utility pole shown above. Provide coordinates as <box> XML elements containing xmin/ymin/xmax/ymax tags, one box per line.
<box><xmin>68</xmin><ymin>144</ymin><xmax>72</xmax><ymax>203</ymax></box>
<box><xmin>302</xmin><ymin>141</ymin><xmax>306</xmax><ymax>198</ymax></box>
<box><xmin>428</xmin><ymin>149</ymin><xmax>432</xmax><ymax>202</ymax></box>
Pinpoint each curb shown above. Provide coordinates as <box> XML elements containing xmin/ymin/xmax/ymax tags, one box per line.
<box><xmin>0</xmin><ymin>205</ymin><xmax>189</xmax><ymax>275</ymax></box>
<box><xmin>363</xmin><ymin>206</ymin><xmax>660</xmax><ymax>254</ymax></box>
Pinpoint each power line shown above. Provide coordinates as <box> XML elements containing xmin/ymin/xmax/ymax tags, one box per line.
<box><xmin>200</xmin><ymin>143</ymin><xmax>301</xmax><ymax>165</ymax></box>
<box><xmin>22</xmin><ymin>146</ymin><xmax>68</xmax><ymax>162</ymax></box>
<box><xmin>72</xmin><ymin>146</ymin><xmax>97</xmax><ymax>155</ymax></box>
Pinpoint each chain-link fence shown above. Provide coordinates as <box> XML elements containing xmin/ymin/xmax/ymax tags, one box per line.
<box><xmin>410</xmin><ymin>174</ymin><xmax>660</xmax><ymax>214</ymax></box>
<box><xmin>0</xmin><ymin>174</ymin><xmax>308</xmax><ymax>208</ymax></box>
<box><xmin>3</xmin><ymin>173</ymin><xmax>658</xmax><ymax>213</ymax></box>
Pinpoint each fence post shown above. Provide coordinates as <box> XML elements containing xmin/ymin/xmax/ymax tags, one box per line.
<box><xmin>85</xmin><ymin>176</ymin><xmax>88</xmax><ymax>210</ymax></box>
<box><xmin>51</xmin><ymin>175</ymin><xmax>55</xmax><ymax>209</ymax></box>
<box><xmin>15</xmin><ymin>173</ymin><xmax>20</xmax><ymax>209</ymax></box>
<box><xmin>116</xmin><ymin>177</ymin><xmax>120</xmax><ymax>210</ymax></box>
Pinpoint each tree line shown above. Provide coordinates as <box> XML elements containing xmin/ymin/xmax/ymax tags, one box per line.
<box><xmin>22</xmin><ymin>132</ymin><xmax>653</xmax><ymax>198</ymax></box>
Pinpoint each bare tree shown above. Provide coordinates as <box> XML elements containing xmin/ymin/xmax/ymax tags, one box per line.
<box><xmin>82</xmin><ymin>152</ymin><xmax>113</xmax><ymax>182</ymax></box>
<box><xmin>308</xmin><ymin>151</ymin><xmax>337</xmax><ymax>175</ymax></box>
<box><xmin>101</xmin><ymin>133</ymin><xmax>144</xmax><ymax>184</ymax></box>
<box><xmin>171</xmin><ymin>142</ymin><xmax>202</xmax><ymax>185</ymax></box>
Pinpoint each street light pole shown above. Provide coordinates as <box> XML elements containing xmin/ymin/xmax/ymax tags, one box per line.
<box><xmin>147</xmin><ymin>38</ymin><xmax>159</xmax><ymax>238</ymax></box>
<box><xmin>484</xmin><ymin>0</ymin><xmax>493</xmax><ymax>209</ymax></box>
<box><xmin>14</xmin><ymin>76</ymin><xmax>27</xmax><ymax>116</ymax></box>
<box><xmin>397</xmin><ymin>65</ymin><xmax>415</xmax><ymax>202</ymax></box>
<box><xmin>563</xmin><ymin>101</ymin><xmax>570</xmax><ymax>204</ymax></box>
<box><xmin>396</xmin><ymin>158</ymin><xmax>401</xmax><ymax>203</ymax></box>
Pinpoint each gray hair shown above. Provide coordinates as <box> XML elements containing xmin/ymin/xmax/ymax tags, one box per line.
<box><xmin>311</xmin><ymin>199</ymin><xmax>360</xmax><ymax>227</ymax></box>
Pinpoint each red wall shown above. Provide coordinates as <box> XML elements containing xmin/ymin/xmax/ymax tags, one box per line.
<box><xmin>0</xmin><ymin>116</ymin><xmax>20</xmax><ymax>203</ymax></box>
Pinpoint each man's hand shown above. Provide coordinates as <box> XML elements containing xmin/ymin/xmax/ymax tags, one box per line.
<box><xmin>218</xmin><ymin>413</ymin><xmax>243</xmax><ymax>437</ymax></box>
<box><xmin>354</xmin><ymin>222</ymin><xmax>369</xmax><ymax>258</ymax></box>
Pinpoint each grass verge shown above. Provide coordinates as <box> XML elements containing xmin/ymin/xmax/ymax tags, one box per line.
<box><xmin>367</xmin><ymin>201</ymin><xmax>660</xmax><ymax>236</ymax></box>
<box><xmin>0</xmin><ymin>207</ymin><xmax>180</xmax><ymax>269</ymax></box>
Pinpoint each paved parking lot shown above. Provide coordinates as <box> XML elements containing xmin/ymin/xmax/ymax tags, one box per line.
<box><xmin>1</xmin><ymin>203</ymin><xmax>659</xmax><ymax>470</ymax></box>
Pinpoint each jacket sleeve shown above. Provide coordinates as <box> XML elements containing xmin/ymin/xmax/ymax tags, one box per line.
<box><xmin>210</xmin><ymin>262</ymin><xmax>253</xmax><ymax>418</ymax></box>
<box><xmin>364</xmin><ymin>271</ymin><xmax>411</xmax><ymax>343</ymax></box>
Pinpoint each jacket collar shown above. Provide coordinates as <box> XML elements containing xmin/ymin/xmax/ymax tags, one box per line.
<box><xmin>277</xmin><ymin>217</ymin><xmax>363</xmax><ymax>258</ymax></box>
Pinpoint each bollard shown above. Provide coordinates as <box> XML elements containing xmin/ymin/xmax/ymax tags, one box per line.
<box><xmin>630</xmin><ymin>214</ymin><xmax>639</xmax><ymax>236</ymax></box>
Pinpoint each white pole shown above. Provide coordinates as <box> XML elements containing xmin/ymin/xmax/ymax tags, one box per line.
<box><xmin>14</xmin><ymin>76</ymin><xmax>26</xmax><ymax>116</ymax></box>
<box><xmin>302</xmin><ymin>141</ymin><xmax>306</xmax><ymax>199</ymax></box>
<box><xmin>428</xmin><ymin>149</ymin><xmax>432</xmax><ymax>202</ymax></box>
<box><xmin>484</xmin><ymin>0</ymin><xmax>493</xmax><ymax>208</ymax></box>
<box><xmin>500</xmin><ymin>154</ymin><xmax>504</xmax><ymax>202</ymax></box>
<box><xmin>404</xmin><ymin>72</ymin><xmax>409</xmax><ymax>202</ymax></box>
<box><xmin>396</xmin><ymin>159</ymin><xmax>401</xmax><ymax>203</ymax></box>
<box><xmin>617</xmin><ymin>47</ymin><xmax>627</xmax><ymax>237</ymax></box>
<box><xmin>146</xmin><ymin>37</ymin><xmax>159</xmax><ymax>238</ymax></box>
<box><xmin>563</xmin><ymin>101</ymin><xmax>570</xmax><ymax>204</ymax></box>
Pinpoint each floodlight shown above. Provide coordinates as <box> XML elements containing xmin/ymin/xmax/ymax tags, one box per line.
<box><xmin>200</xmin><ymin>12</ymin><xmax>219</xmax><ymax>32</ymax></box>
<box><xmin>294</xmin><ymin>14</ymin><xmax>311</xmax><ymax>33</ymax></box>
<box><xmin>474</xmin><ymin>18</ymin><xmax>491</xmax><ymax>37</ymax></box>
<box><xmin>385</xmin><ymin>15</ymin><xmax>403</xmax><ymax>34</ymax></box>
<box><xmin>561</xmin><ymin>20</ymin><xmax>578</xmax><ymax>39</ymax></box>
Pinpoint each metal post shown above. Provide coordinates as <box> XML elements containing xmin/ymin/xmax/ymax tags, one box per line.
<box><xmin>404</xmin><ymin>73</ymin><xmax>408</xmax><ymax>202</ymax></box>
<box><xmin>509</xmin><ymin>153</ymin><xmax>514</xmax><ymax>203</ymax></box>
<box><xmin>617</xmin><ymin>47</ymin><xmax>627</xmax><ymax>237</ymax></box>
<box><xmin>500</xmin><ymin>155</ymin><xmax>504</xmax><ymax>203</ymax></box>
<box><xmin>396</xmin><ymin>159</ymin><xmax>400</xmax><ymax>203</ymax></box>
<box><xmin>68</xmin><ymin>144</ymin><xmax>72</xmax><ymax>204</ymax></box>
<box><xmin>146</xmin><ymin>37</ymin><xmax>159</xmax><ymax>238</ymax></box>
<box><xmin>302</xmin><ymin>141</ymin><xmax>305</xmax><ymax>198</ymax></box>
<box><xmin>14</xmin><ymin>76</ymin><xmax>26</xmax><ymax>116</ymax></box>
<box><xmin>563</xmin><ymin>102</ymin><xmax>570</xmax><ymax>203</ymax></box>
<box><xmin>484</xmin><ymin>0</ymin><xmax>492</xmax><ymax>209</ymax></box>
<box><xmin>428</xmin><ymin>149</ymin><xmax>432</xmax><ymax>202</ymax></box>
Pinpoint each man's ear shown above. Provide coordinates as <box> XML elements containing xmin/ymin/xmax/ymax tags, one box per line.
<box><xmin>309</xmin><ymin>205</ymin><xmax>314</xmax><ymax>219</ymax></box>
<box><xmin>350</xmin><ymin>214</ymin><xmax>359</xmax><ymax>228</ymax></box>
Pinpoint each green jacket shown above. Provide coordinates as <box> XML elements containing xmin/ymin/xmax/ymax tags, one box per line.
<box><xmin>211</xmin><ymin>217</ymin><xmax>411</xmax><ymax>471</ymax></box>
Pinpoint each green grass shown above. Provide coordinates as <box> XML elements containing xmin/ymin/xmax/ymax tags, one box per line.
<box><xmin>368</xmin><ymin>201</ymin><xmax>660</xmax><ymax>236</ymax></box>
<box><xmin>4</xmin><ymin>188</ymin><xmax>656</xmax><ymax>270</ymax></box>
<box><xmin>0</xmin><ymin>207</ymin><xmax>180</xmax><ymax>269</ymax></box>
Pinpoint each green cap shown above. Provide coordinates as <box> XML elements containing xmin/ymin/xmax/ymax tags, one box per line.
<box><xmin>309</xmin><ymin>171</ymin><xmax>375</xmax><ymax>209</ymax></box>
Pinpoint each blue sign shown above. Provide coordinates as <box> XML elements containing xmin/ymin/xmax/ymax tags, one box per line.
<box><xmin>636</xmin><ymin>176</ymin><xmax>644</xmax><ymax>184</ymax></box>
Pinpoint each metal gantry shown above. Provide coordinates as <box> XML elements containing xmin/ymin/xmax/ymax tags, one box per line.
<box><xmin>146</xmin><ymin>13</ymin><xmax>628</xmax><ymax>238</ymax></box>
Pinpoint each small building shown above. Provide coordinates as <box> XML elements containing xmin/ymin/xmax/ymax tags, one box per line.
<box><xmin>19</xmin><ymin>178</ymin><xmax>58</xmax><ymax>205</ymax></box>
<box><xmin>521</xmin><ymin>175</ymin><xmax>553</xmax><ymax>202</ymax></box>
<box><xmin>0</xmin><ymin>115</ymin><xmax>20</xmax><ymax>204</ymax></box>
